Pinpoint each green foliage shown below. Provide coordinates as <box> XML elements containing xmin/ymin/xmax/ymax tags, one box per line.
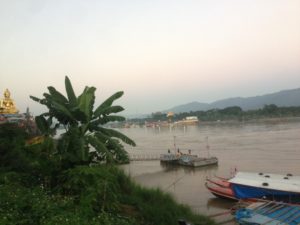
<box><xmin>0</xmin><ymin>160</ymin><xmax>215</xmax><ymax>225</ymax></box>
<box><xmin>122</xmin><ymin>184</ymin><xmax>215</xmax><ymax>225</ymax></box>
<box><xmin>0</xmin><ymin>173</ymin><xmax>71</xmax><ymax>225</ymax></box>
<box><xmin>0</xmin><ymin>124</ymin><xmax>29</xmax><ymax>171</ymax></box>
<box><xmin>0</xmin><ymin>170</ymin><xmax>138</xmax><ymax>225</ymax></box>
<box><xmin>0</xmin><ymin>77</ymin><xmax>216</xmax><ymax>225</ymax></box>
<box><xmin>58</xmin><ymin>166</ymin><xmax>120</xmax><ymax>214</ymax></box>
<box><xmin>30</xmin><ymin>76</ymin><xmax>135</xmax><ymax>167</ymax></box>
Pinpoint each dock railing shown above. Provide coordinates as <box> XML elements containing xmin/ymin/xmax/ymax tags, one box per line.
<box><xmin>129</xmin><ymin>154</ymin><xmax>161</xmax><ymax>161</ymax></box>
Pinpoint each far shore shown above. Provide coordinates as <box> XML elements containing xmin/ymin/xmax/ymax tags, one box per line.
<box><xmin>199</xmin><ymin>116</ymin><xmax>300</xmax><ymax>125</ymax></box>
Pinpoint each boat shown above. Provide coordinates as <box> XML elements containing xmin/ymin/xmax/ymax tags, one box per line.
<box><xmin>178</xmin><ymin>136</ymin><xmax>218</xmax><ymax>167</ymax></box>
<box><xmin>230</xmin><ymin>172</ymin><xmax>300</xmax><ymax>203</ymax></box>
<box><xmin>161</xmin><ymin>136</ymin><xmax>218</xmax><ymax>167</ymax></box>
<box><xmin>160</xmin><ymin>153</ymin><xmax>180</xmax><ymax>163</ymax></box>
<box><xmin>178</xmin><ymin>154</ymin><xmax>218</xmax><ymax>167</ymax></box>
<box><xmin>205</xmin><ymin>176</ymin><xmax>237</xmax><ymax>200</ymax></box>
<box><xmin>206</xmin><ymin>172</ymin><xmax>300</xmax><ymax>203</ymax></box>
<box><xmin>235</xmin><ymin>200</ymin><xmax>300</xmax><ymax>225</ymax></box>
<box><xmin>160</xmin><ymin>136</ymin><xmax>181</xmax><ymax>163</ymax></box>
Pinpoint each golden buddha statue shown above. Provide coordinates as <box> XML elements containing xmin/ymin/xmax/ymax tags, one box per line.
<box><xmin>0</xmin><ymin>89</ymin><xmax>19</xmax><ymax>114</ymax></box>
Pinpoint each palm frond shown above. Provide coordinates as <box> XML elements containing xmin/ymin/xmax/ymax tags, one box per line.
<box><xmin>102</xmin><ymin>106</ymin><xmax>124</xmax><ymax>115</ymax></box>
<box><xmin>78</xmin><ymin>86</ymin><xmax>96</xmax><ymax>121</ymax></box>
<box><xmin>96</xmin><ymin>127</ymin><xmax>136</xmax><ymax>146</ymax></box>
<box><xmin>94</xmin><ymin>91</ymin><xmax>124</xmax><ymax>117</ymax></box>
<box><xmin>30</xmin><ymin>95</ymin><xmax>42</xmax><ymax>103</ymax></box>
<box><xmin>65</xmin><ymin>76</ymin><xmax>77</xmax><ymax>106</ymax></box>
<box><xmin>47</xmin><ymin>86</ymin><xmax>68</xmax><ymax>104</ymax></box>
<box><xmin>91</xmin><ymin>115</ymin><xmax>125</xmax><ymax>126</ymax></box>
<box><xmin>35</xmin><ymin>115</ymin><xmax>49</xmax><ymax>134</ymax></box>
<box><xmin>51</xmin><ymin>101</ymin><xmax>76</xmax><ymax>121</ymax></box>
<box><xmin>87</xmin><ymin>135</ymin><xmax>108</xmax><ymax>154</ymax></box>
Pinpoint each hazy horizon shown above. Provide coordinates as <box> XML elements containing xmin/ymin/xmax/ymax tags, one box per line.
<box><xmin>1</xmin><ymin>0</ymin><xmax>300</xmax><ymax>116</ymax></box>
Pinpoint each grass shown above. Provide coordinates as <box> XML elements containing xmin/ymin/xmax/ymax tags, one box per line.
<box><xmin>0</xmin><ymin>166</ymin><xmax>215</xmax><ymax>225</ymax></box>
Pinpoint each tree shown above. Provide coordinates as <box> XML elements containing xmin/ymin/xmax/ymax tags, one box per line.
<box><xmin>30</xmin><ymin>76</ymin><xmax>135</xmax><ymax>168</ymax></box>
<box><xmin>262</xmin><ymin>104</ymin><xmax>279</xmax><ymax>116</ymax></box>
<box><xmin>0</xmin><ymin>123</ymin><xmax>28</xmax><ymax>171</ymax></box>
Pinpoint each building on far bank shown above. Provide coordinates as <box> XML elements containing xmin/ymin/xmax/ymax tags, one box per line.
<box><xmin>167</xmin><ymin>112</ymin><xmax>174</xmax><ymax>123</ymax></box>
<box><xmin>173</xmin><ymin>116</ymin><xmax>199</xmax><ymax>126</ymax></box>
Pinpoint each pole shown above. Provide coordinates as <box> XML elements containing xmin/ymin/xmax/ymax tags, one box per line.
<box><xmin>206</xmin><ymin>136</ymin><xmax>210</xmax><ymax>158</ymax></box>
<box><xmin>174</xmin><ymin>135</ymin><xmax>177</xmax><ymax>153</ymax></box>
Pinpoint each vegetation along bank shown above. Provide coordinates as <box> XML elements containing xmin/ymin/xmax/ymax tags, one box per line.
<box><xmin>0</xmin><ymin>76</ymin><xmax>215</xmax><ymax>225</ymax></box>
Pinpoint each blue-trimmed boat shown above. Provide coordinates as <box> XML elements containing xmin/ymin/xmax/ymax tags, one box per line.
<box><xmin>235</xmin><ymin>200</ymin><xmax>300</xmax><ymax>225</ymax></box>
<box><xmin>230</xmin><ymin>172</ymin><xmax>300</xmax><ymax>203</ymax></box>
<box><xmin>206</xmin><ymin>172</ymin><xmax>300</xmax><ymax>203</ymax></box>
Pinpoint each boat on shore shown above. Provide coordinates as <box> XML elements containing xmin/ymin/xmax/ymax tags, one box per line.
<box><xmin>206</xmin><ymin>172</ymin><xmax>300</xmax><ymax>203</ymax></box>
<box><xmin>235</xmin><ymin>199</ymin><xmax>300</xmax><ymax>225</ymax></box>
<box><xmin>205</xmin><ymin>177</ymin><xmax>237</xmax><ymax>200</ymax></box>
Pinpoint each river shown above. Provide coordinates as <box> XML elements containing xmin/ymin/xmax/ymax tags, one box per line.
<box><xmin>119</xmin><ymin>120</ymin><xmax>300</xmax><ymax>224</ymax></box>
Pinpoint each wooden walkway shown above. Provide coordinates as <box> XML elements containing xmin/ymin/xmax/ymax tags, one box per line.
<box><xmin>129</xmin><ymin>154</ymin><xmax>161</xmax><ymax>161</ymax></box>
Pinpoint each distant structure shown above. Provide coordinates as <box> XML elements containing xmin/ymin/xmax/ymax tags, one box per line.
<box><xmin>0</xmin><ymin>89</ymin><xmax>19</xmax><ymax>114</ymax></box>
<box><xmin>167</xmin><ymin>112</ymin><xmax>174</xmax><ymax>122</ymax></box>
<box><xmin>173</xmin><ymin>116</ymin><xmax>199</xmax><ymax>126</ymax></box>
<box><xmin>0</xmin><ymin>89</ymin><xmax>39</xmax><ymax>137</ymax></box>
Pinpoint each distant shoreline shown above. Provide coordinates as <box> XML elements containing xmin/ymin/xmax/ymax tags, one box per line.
<box><xmin>199</xmin><ymin>116</ymin><xmax>300</xmax><ymax>125</ymax></box>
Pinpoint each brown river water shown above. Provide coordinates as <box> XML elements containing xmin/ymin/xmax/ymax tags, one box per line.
<box><xmin>119</xmin><ymin>119</ymin><xmax>300</xmax><ymax>224</ymax></box>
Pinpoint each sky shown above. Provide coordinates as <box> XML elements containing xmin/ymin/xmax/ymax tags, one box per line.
<box><xmin>0</xmin><ymin>0</ymin><xmax>300</xmax><ymax>116</ymax></box>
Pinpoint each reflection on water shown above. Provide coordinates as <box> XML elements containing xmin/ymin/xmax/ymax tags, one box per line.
<box><xmin>160</xmin><ymin>161</ymin><xmax>218</xmax><ymax>173</ymax></box>
<box><xmin>119</xmin><ymin>120</ymin><xmax>300</xmax><ymax>224</ymax></box>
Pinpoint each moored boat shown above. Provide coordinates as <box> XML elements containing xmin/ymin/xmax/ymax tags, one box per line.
<box><xmin>235</xmin><ymin>200</ymin><xmax>300</xmax><ymax>225</ymax></box>
<box><xmin>206</xmin><ymin>172</ymin><xmax>300</xmax><ymax>203</ymax></box>
<box><xmin>160</xmin><ymin>153</ymin><xmax>180</xmax><ymax>163</ymax></box>
<box><xmin>179</xmin><ymin>155</ymin><xmax>218</xmax><ymax>167</ymax></box>
<box><xmin>230</xmin><ymin>172</ymin><xmax>300</xmax><ymax>203</ymax></box>
<box><xmin>205</xmin><ymin>179</ymin><xmax>237</xmax><ymax>200</ymax></box>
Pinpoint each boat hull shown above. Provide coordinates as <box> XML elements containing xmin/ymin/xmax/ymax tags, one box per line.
<box><xmin>160</xmin><ymin>154</ymin><xmax>179</xmax><ymax>163</ymax></box>
<box><xmin>205</xmin><ymin>178</ymin><xmax>237</xmax><ymax>200</ymax></box>
<box><xmin>232</xmin><ymin>183</ymin><xmax>300</xmax><ymax>203</ymax></box>
<box><xmin>206</xmin><ymin>172</ymin><xmax>300</xmax><ymax>204</ymax></box>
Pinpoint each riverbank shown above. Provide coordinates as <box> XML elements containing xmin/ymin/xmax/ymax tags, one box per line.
<box><xmin>0</xmin><ymin>165</ymin><xmax>216</xmax><ymax>225</ymax></box>
<box><xmin>0</xmin><ymin>123</ymin><xmax>216</xmax><ymax>225</ymax></box>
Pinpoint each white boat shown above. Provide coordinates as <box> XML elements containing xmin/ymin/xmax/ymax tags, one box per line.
<box><xmin>223</xmin><ymin>171</ymin><xmax>300</xmax><ymax>203</ymax></box>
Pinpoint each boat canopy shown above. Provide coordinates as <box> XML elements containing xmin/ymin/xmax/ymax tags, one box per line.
<box><xmin>229</xmin><ymin>172</ymin><xmax>300</xmax><ymax>194</ymax></box>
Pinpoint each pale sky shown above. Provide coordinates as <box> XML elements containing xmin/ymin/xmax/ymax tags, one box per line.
<box><xmin>1</xmin><ymin>0</ymin><xmax>300</xmax><ymax>116</ymax></box>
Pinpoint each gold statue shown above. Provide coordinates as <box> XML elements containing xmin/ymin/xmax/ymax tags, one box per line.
<box><xmin>0</xmin><ymin>89</ymin><xmax>19</xmax><ymax>114</ymax></box>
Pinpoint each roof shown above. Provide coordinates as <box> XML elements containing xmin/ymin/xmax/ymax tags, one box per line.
<box><xmin>229</xmin><ymin>171</ymin><xmax>300</xmax><ymax>193</ymax></box>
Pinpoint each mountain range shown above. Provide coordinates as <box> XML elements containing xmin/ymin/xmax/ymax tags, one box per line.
<box><xmin>164</xmin><ymin>88</ymin><xmax>300</xmax><ymax>113</ymax></box>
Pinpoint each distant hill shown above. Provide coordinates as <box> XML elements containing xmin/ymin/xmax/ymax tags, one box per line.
<box><xmin>165</xmin><ymin>88</ymin><xmax>300</xmax><ymax>113</ymax></box>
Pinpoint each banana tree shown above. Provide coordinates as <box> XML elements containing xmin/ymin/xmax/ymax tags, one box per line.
<box><xmin>30</xmin><ymin>76</ymin><xmax>135</xmax><ymax>168</ymax></box>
